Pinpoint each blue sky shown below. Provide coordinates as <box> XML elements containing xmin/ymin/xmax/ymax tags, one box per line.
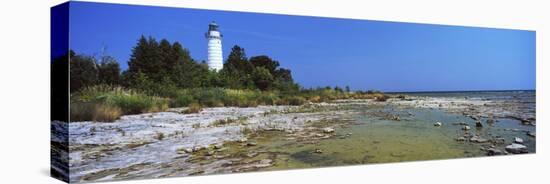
<box><xmin>67</xmin><ymin>2</ymin><xmax>535</xmax><ymax>92</ymax></box>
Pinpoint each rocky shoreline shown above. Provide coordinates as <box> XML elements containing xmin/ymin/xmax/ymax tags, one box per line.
<box><xmin>52</xmin><ymin>92</ymin><xmax>536</xmax><ymax>182</ymax></box>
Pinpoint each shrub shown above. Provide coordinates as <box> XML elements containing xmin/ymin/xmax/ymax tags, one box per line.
<box><xmin>183</xmin><ymin>103</ymin><xmax>202</xmax><ymax>114</ymax></box>
<box><xmin>289</xmin><ymin>96</ymin><xmax>307</xmax><ymax>105</ymax></box>
<box><xmin>212</xmin><ymin>118</ymin><xmax>237</xmax><ymax>127</ymax></box>
<box><xmin>372</xmin><ymin>93</ymin><xmax>389</xmax><ymax>102</ymax></box>
<box><xmin>171</xmin><ymin>95</ymin><xmax>195</xmax><ymax>107</ymax></box>
<box><xmin>279</xmin><ymin>96</ymin><xmax>307</xmax><ymax>106</ymax></box>
<box><xmin>308</xmin><ymin>95</ymin><xmax>321</xmax><ymax>103</ymax></box>
<box><xmin>154</xmin><ymin>132</ymin><xmax>165</xmax><ymax>140</ymax></box>
<box><xmin>258</xmin><ymin>93</ymin><xmax>279</xmax><ymax>105</ymax></box>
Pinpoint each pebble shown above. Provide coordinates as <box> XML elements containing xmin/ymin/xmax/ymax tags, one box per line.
<box><xmin>205</xmin><ymin>150</ymin><xmax>215</xmax><ymax>156</ymax></box>
<box><xmin>214</xmin><ymin>144</ymin><xmax>223</xmax><ymax>149</ymax></box>
<box><xmin>184</xmin><ymin>148</ymin><xmax>193</xmax><ymax>153</ymax></box>
<box><xmin>323</xmin><ymin>127</ymin><xmax>335</xmax><ymax>133</ymax></box>
<box><xmin>314</xmin><ymin>149</ymin><xmax>323</xmax><ymax>154</ymax></box>
<box><xmin>238</xmin><ymin>138</ymin><xmax>248</xmax><ymax>143</ymax></box>
<box><xmin>193</xmin><ymin>146</ymin><xmax>204</xmax><ymax>152</ymax></box>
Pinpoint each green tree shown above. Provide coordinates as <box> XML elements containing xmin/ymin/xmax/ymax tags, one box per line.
<box><xmin>97</xmin><ymin>55</ymin><xmax>120</xmax><ymax>86</ymax></box>
<box><xmin>124</xmin><ymin>36</ymin><xmax>202</xmax><ymax>91</ymax></box>
<box><xmin>221</xmin><ymin>45</ymin><xmax>254</xmax><ymax>89</ymax></box>
<box><xmin>252</xmin><ymin>67</ymin><xmax>274</xmax><ymax>91</ymax></box>
<box><xmin>70</xmin><ymin>54</ymin><xmax>98</xmax><ymax>92</ymax></box>
<box><xmin>126</xmin><ymin>36</ymin><xmax>163</xmax><ymax>85</ymax></box>
<box><xmin>250</xmin><ymin>55</ymin><xmax>279</xmax><ymax>74</ymax></box>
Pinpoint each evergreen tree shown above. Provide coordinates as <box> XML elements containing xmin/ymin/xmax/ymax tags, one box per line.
<box><xmin>221</xmin><ymin>45</ymin><xmax>254</xmax><ymax>89</ymax></box>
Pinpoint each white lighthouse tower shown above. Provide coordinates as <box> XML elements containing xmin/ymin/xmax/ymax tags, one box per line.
<box><xmin>205</xmin><ymin>21</ymin><xmax>223</xmax><ymax>71</ymax></box>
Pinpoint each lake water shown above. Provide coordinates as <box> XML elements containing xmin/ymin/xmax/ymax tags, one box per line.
<box><xmin>228</xmin><ymin>90</ymin><xmax>536</xmax><ymax>170</ymax></box>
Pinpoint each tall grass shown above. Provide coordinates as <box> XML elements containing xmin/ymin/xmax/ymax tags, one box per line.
<box><xmin>70</xmin><ymin>85</ymin><xmax>389</xmax><ymax>121</ymax></box>
<box><xmin>168</xmin><ymin>88</ymin><xmax>278</xmax><ymax>108</ymax></box>
<box><xmin>70</xmin><ymin>85</ymin><xmax>169</xmax><ymax>122</ymax></box>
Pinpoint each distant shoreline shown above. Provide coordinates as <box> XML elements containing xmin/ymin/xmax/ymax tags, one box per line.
<box><xmin>385</xmin><ymin>89</ymin><xmax>535</xmax><ymax>94</ymax></box>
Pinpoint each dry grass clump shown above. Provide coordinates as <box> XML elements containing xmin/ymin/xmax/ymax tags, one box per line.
<box><xmin>70</xmin><ymin>85</ymin><xmax>169</xmax><ymax>122</ymax></box>
<box><xmin>183</xmin><ymin>103</ymin><xmax>202</xmax><ymax>114</ymax></box>
<box><xmin>70</xmin><ymin>102</ymin><xmax>122</xmax><ymax>122</ymax></box>
<box><xmin>154</xmin><ymin>132</ymin><xmax>165</xmax><ymax>141</ymax></box>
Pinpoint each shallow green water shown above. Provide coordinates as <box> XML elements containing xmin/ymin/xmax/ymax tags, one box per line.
<box><xmin>235</xmin><ymin>105</ymin><xmax>535</xmax><ymax>171</ymax></box>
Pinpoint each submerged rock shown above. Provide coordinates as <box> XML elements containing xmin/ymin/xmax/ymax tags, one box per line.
<box><xmin>505</xmin><ymin>143</ymin><xmax>528</xmax><ymax>154</ymax></box>
<box><xmin>462</xmin><ymin>126</ymin><xmax>471</xmax><ymax>131</ymax></box>
<box><xmin>452</xmin><ymin>122</ymin><xmax>468</xmax><ymax>126</ymax></box>
<box><xmin>486</xmin><ymin>118</ymin><xmax>495</xmax><ymax>124</ymax></box>
<box><xmin>475</xmin><ymin>121</ymin><xmax>483</xmax><ymax>127</ymax></box>
<box><xmin>470</xmin><ymin>136</ymin><xmax>489</xmax><ymax>143</ymax></box>
<box><xmin>434</xmin><ymin>122</ymin><xmax>442</xmax><ymax>127</ymax></box>
<box><xmin>527</xmin><ymin>131</ymin><xmax>536</xmax><ymax>137</ymax></box>
<box><xmin>487</xmin><ymin>148</ymin><xmax>504</xmax><ymax>156</ymax></box>
<box><xmin>493</xmin><ymin>137</ymin><xmax>506</xmax><ymax>144</ymax></box>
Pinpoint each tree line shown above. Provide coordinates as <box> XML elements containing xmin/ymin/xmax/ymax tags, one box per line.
<box><xmin>63</xmin><ymin>36</ymin><xmax>300</xmax><ymax>95</ymax></box>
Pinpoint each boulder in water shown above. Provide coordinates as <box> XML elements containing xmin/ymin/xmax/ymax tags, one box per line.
<box><xmin>434</xmin><ymin>122</ymin><xmax>442</xmax><ymax>127</ymax></box>
<box><xmin>514</xmin><ymin>137</ymin><xmax>524</xmax><ymax>144</ymax></box>
<box><xmin>505</xmin><ymin>143</ymin><xmax>528</xmax><ymax>154</ymax></box>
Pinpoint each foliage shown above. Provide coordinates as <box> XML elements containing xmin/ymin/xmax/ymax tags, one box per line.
<box><xmin>70</xmin><ymin>54</ymin><xmax>98</xmax><ymax>92</ymax></box>
<box><xmin>69</xmin><ymin>52</ymin><xmax>121</xmax><ymax>92</ymax></box>
<box><xmin>66</xmin><ymin>36</ymin><xmax>390</xmax><ymax>122</ymax></box>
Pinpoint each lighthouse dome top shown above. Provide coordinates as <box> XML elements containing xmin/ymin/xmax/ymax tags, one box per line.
<box><xmin>208</xmin><ymin>21</ymin><xmax>219</xmax><ymax>31</ymax></box>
